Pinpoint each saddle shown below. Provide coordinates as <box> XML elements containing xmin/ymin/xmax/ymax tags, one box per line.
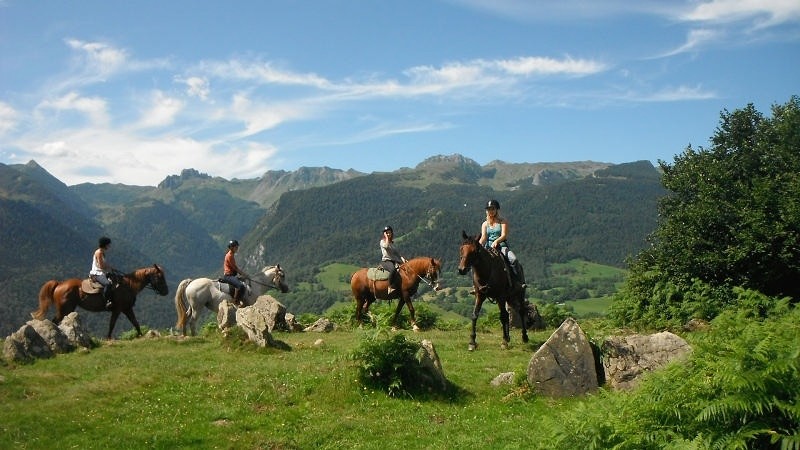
<box><xmin>367</xmin><ymin>267</ymin><xmax>390</xmax><ymax>281</ymax></box>
<box><xmin>81</xmin><ymin>277</ymin><xmax>103</xmax><ymax>294</ymax></box>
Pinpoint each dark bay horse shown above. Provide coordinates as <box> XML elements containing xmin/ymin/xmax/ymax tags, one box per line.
<box><xmin>32</xmin><ymin>264</ymin><xmax>169</xmax><ymax>339</ymax></box>
<box><xmin>351</xmin><ymin>257</ymin><xmax>442</xmax><ymax>331</ymax></box>
<box><xmin>457</xmin><ymin>231</ymin><xmax>528</xmax><ymax>350</ymax></box>
<box><xmin>174</xmin><ymin>265</ymin><xmax>289</xmax><ymax>336</ymax></box>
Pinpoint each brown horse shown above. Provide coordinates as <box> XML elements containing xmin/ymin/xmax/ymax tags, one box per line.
<box><xmin>351</xmin><ymin>257</ymin><xmax>442</xmax><ymax>331</ymax></box>
<box><xmin>457</xmin><ymin>231</ymin><xmax>528</xmax><ymax>350</ymax></box>
<box><xmin>32</xmin><ymin>264</ymin><xmax>169</xmax><ymax>339</ymax></box>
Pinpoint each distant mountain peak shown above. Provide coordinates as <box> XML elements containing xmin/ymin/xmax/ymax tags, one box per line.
<box><xmin>157</xmin><ymin>168</ymin><xmax>212</xmax><ymax>189</ymax></box>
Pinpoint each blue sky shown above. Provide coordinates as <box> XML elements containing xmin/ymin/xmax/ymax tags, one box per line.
<box><xmin>1</xmin><ymin>0</ymin><xmax>798</xmax><ymax>186</ymax></box>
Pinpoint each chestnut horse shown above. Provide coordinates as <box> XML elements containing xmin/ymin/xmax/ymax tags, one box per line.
<box><xmin>32</xmin><ymin>264</ymin><xmax>169</xmax><ymax>339</ymax></box>
<box><xmin>174</xmin><ymin>265</ymin><xmax>289</xmax><ymax>336</ymax></box>
<box><xmin>351</xmin><ymin>257</ymin><xmax>442</xmax><ymax>331</ymax></box>
<box><xmin>457</xmin><ymin>231</ymin><xmax>528</xmax><ymax>350</ymax></box>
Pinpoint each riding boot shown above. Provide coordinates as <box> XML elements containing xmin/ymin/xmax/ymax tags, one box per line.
<box><xmin>512</xmin><ymin>262</ymin><xmax>527</xmax><ymax>288</ymax></box>
<box><xmin>103</xmin><ymin>285</ymin><xmax>113</xmax><ymax>310</ymax></box>
<box><xmin>232</xmin><ymin>288</ymin><xmax>240</xmax><ymax>306</ymax></box>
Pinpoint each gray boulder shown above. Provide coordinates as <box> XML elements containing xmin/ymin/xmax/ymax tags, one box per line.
<box><xmin>527</xmin><ymin>317</ymin><xmax>598</xmax><ymax>397</ymax></box>
<box><xmin>58</xmin><ymin>312</ymin><xmax>93</xmax><ymax>349</ymax></box>
<box><xmin>417</xmin><ymin>339</ymin><xmax>447</xmax><ymax>391</ymax></box>
<box><xmin>602</xmin><ymin>331</ymin><xmax>692</xmax><ymax>390</ymax></box>
<box><xmin>3</xmin><ymin>323</ymin><xmax>54</xmax><ymax>362</ymax></box>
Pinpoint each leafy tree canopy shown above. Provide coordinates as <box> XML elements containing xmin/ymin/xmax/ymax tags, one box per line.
<box><xmin>612</xmin><ymin>96</ymin><xmax>800</xmax><ymax>329</ymax></box>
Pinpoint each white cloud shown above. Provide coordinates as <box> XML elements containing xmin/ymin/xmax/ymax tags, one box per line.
<box><xmin>181</xmin><ymin>76</ymin><xmax>210</xmax><ymax>100</ymax></box>
<box><xmin>658</xmin><ymin>28</ymin><xmax>722</xmax><ymax>57</ymax></box>
<box><xmin>65</xmin><ymin>38</ymin><xmax>129</xmax><ymax>78</ymax></box>
<box><xmin>136</xmin><ymin>91</ymin><xmax>184</xmax><ymax>129</ymax></box>
<box><xmin>37</xmin><ymin>92</ymin><xmax>109</xmax><ymax>126</ymax></box>
<box><xmin>0</xmin><ymin>102</ymin><xmax>18</xmax><ymax>135</ymax></box>
<box><xmin>682</xmin><ymin>0</ymin><xmax>800</xmax><ymax>27</ymax></box>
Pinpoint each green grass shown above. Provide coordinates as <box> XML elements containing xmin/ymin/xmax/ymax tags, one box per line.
<box><xmin>317</xmin><ymin>262</ymin><xmax>360</xmax><ymax>291</ymax></box>
<box><xmin>0</xmin><ymin>326</ymin><xmax>568</xmax><ymax>450</ymax></box>
<box><xmin>565</xmin><ymin>297</ymin><xmax>614</xmax><ymax>316</ymax></box>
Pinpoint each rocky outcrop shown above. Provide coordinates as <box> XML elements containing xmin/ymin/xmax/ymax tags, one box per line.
<box><xmin>3</xmin><ymin>313</ymin><xmax>93</xmax><ymax>363</ymax></box>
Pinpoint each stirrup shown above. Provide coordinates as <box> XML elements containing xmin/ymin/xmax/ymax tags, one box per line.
<box><xmin>387</xmin><ymin>286</ymin><xmax>395</xmax><ymax>294</ymax></box>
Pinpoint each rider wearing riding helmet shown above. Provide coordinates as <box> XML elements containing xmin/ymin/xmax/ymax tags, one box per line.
<box><xmin>479</xmin><ymin>199</ymin><xmax>527</xmax><ymax>288</ymax></box>
<box><xmin>380</xmin><ymin>226</ymin><xmax>407</xmax><ymax>294</ymax></box>
<box><xmin>222</xmin><ymin>239</ymin><xmax>250</xmax><ymax>307</ymax></box>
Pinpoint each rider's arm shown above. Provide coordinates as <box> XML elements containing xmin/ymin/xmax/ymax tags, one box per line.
<box><xmin>493</xmin><ymin>221</ymin><xmax>509</xmax><ymax>248</ymax></box>
<box><xmin>478</xmin><ymin>221</ymin><xmax>488</xmax><ymax>246</ymax></box>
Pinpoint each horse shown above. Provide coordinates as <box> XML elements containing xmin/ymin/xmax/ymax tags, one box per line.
<box><xmin>351</xmin><ymin>257</ymin><xmax>442</xmax><ymax>331</ymax></box>
<box><xmin>174</xmin><ymin>265</ymin><xmax>289</xmax><ymax>336</ymax></box>
<box><xmin>32</xmin><ymin>264</ymin><xmax>169</xmax><ymax>339</ymax></box>
<box><xmin>457</xmin><ymin>231</ymin><xmax>529</xmax><ymax>350</ymax></box>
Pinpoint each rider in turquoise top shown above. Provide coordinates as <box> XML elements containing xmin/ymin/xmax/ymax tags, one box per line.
<box><xmin>479</xmin><ymin>199</ymin><xmax>526</xmax><ymax>288</ymax></box>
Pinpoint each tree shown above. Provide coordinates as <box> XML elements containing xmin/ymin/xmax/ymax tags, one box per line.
<box><xmin>611</xmin><ymin>96</ymin><xmax>800</xmax><ymax>328</ymax></box>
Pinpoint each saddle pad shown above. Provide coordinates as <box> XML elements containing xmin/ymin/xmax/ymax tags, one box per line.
<box><xmin>81</xmin><ymin>278</ymin><xmax>102</xmax><ymax>294</ymax></box>
<box><xmin>367</xmin><ymin>267</ymin><xmax>390</xmax><ymax>281</ymax></box>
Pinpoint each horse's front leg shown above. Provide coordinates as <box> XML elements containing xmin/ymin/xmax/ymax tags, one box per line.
<box><xmin>403</xmin><ymin>296</ymin><xmax>420</xmax><ymax>332</ymax></box>
<box><xmin>469</xmin><ymin>296</ymin><xmax>486</xmax><ymax>351</ymax></box>
<box><xmin>107</xmin><ymin>310</ymin><xmax>122</xmax><ymax>339</ymax></box>
<box><xmin>121</xmin><ymin>309</ymin><xmax>143</xmax><ymax>337</ymax></box>
<box><xmin>498</xmin><ymin>299</ymin><xmax>511</xmax><ymax>349</ymax></box>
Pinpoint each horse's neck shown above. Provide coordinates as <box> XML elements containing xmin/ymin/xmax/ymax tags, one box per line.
<box><xmin>476</xmin><ymin>249</ymin><xmax>501</xmax><ymax>276</ymax></box>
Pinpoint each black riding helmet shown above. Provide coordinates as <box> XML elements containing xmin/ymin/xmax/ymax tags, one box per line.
<box><xmin>383</xmin><ymin>226</ymin><xmax>393</xmax><ymax>233</ymax></box>
<box><xmin>228</xmin><ymin>239</ymin><xmax>239</xmax><ymax>248</ymax></box>
<box><xmin>486</xmin><ymin>199</ymin><xmax>500</xmax><ymax>210</ymax></box>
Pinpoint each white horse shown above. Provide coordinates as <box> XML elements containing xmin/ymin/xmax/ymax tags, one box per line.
<box><xmin>174</xmin><ymin>265</ymin><xmax>288</xmax><ymax>336</ymax></box>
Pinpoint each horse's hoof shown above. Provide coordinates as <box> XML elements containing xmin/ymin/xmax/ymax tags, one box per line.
<box><xmin>390</xmin><ymin>326</ymin><xmax>399</xmax><ymax>332</ymax></box>
<box><xmin>412</xmin><ymin>324</ymin><xmax>420</xmax><ymax>332</ymax></box>
<box><xmin>468</xmin><ymin>343</ymin><xmax>477</xmax><ymax>351</ymax></box>
<box><xmin>522</xmin><ymin>335</ymin><xmax>529</xmax><ymax>343</ymax></box>
<box><xmin>500</xmin><ymin>342</ymin><xmax>509</xmax><ymax>350</ymax></box>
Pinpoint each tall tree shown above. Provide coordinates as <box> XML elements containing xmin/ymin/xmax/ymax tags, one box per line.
<box><xmin>612</xmin><ymin>96</ymin><xmax>800</xmax><ymax>328</ymax></box>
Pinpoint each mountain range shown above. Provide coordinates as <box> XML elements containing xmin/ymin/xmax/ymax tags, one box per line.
<box><xmin>0</xmin><ymin>154</ymin><xmax>665</xmax><ymax>337</ymax></box>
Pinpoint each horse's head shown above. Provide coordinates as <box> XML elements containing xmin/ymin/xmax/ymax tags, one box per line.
<box><xmin>259</xmin><ymin>264</ymin><xmax>289</xmax><ymax>293</ymax></box>
<box><xmin>426</xmin><ymin>258</ymin><xmax>443</xmax><ymax>291</ymax></box>
<box><xmin>148</xmin><ymin>264</ymin><xmax>169</xmax><ymax>296</ymax></box>
<box><xmin>458</xmin><ymin>230</ymin><xmax>481</xmax><ymax>275</ymax></box>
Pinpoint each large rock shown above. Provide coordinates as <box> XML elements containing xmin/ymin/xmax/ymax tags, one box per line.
<box><xmin>527</xmin><ymin>317</ymin><xmax>598</xmax><ymax>397</ymax></box>
<box><xmin>417</xmin><ymin>339</ymin><xmax>447</xmax><ymax>391</ymax></box>
<box><xmin>235</xmin><ymin>299</ymin><xmax>276</xmax><ymax>347</ymax></box>
<box><xmin>303</xmin><ymin>318</ymin><xmax>335</xmax><ymax>332</ymax></box>
<box><xmin>3</xmin><ymin>324</ymin><xmax>54</xmax><ymax>362</ymax></box>
<box><xmin>29</xmin><ymin>319</ymin><xmax>74</xmax><ymax>353</ymax></box>
<box><xmin>58</xmin><ymin>313</ymin><xmax>93</xmax><ymax>349</ymax></box>
<box><xmin>602</xmin><ymin>331</ymin><xmax>692</xmax><ymax>390</ymax></box>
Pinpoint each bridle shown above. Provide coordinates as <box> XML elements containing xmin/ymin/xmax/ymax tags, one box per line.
<box><xmin>415</xmin><ymin>261</ymin><xmax>441</xmax><ymax>291</ymax></box>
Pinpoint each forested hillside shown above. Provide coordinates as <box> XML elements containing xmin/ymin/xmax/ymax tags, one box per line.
<box><xmin>0</xmin><ymin>157</ymin><xmax>663</xmax><ymax>337</ymax></box>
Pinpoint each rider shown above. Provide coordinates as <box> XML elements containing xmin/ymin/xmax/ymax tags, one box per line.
<box><xmin>222</xmin><ymin>240</ymin><xmax>250</xmax><ymax>307</ymax></box>
<box><xmin>380</xmin><ymin>226</ymin><xmax>407</xmax><ymax>294</ymax></box>
<box><xmin>479</xmin><ymin>199</ymin><xmax>527</xmax><ymax>288</ymax></box>
<box><xmin>90</xmin><ymin>236</ymin><xmax>117</xmax><ymax>309</ymax></box>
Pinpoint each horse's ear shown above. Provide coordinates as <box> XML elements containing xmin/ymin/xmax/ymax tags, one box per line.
<box><xmin>462</xmin><ymin>230</ymin><xmax>469</xmax><ymax>240</ymax></box>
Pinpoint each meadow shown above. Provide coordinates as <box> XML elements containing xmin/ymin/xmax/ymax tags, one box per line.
<box><xmin>0</xmin><ymin>321</ymin><xmax>595</xmax><ymax>450</ymax></box>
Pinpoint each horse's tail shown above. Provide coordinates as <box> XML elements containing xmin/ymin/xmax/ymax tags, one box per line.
<box><xmin>174</xmin><ymin>278</ymin><xmax>192</xmax><ymax>331</ymax></box>
<box><xmin>32</xmin><ymin>279</ymin><xmax>59</xmax><ymax>320</ymax></box>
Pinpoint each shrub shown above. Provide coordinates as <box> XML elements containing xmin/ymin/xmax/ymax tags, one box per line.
<box><xmin>351</xmin><ymin>331</ymin><xmax>440</xmax><ymax>398</ymax></box>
